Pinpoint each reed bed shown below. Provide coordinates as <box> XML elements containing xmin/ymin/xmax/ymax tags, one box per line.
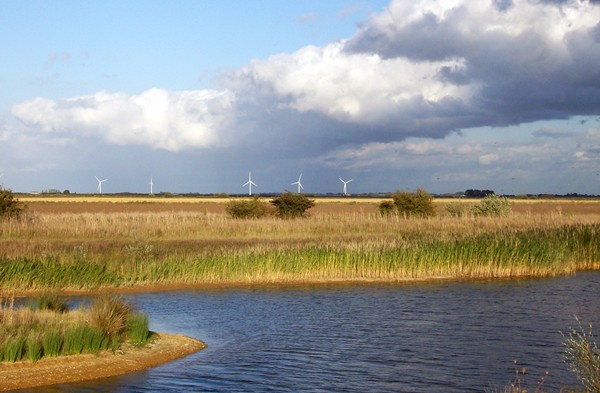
<box><xmin>1</xmin><ymin>201</ymin><xmax>599</xmax><ymax>291</ymax></box>
<box><xmin>0</xmin><ymin>293</ymin><xmax>149</xmax><ymax>362</ymax></box>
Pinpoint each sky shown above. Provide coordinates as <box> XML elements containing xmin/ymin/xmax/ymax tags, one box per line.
<box><xmin>1</xmin><ymin>0</ymin><xmax>600</xmax><ymax>195</ymax></box>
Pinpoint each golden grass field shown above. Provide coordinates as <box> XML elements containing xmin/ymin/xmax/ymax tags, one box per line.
<box><xmin>1</xmin><ymin>195</ymin><xmax>599</xmax><ymax>293</ymax></box>
<box><xmin>17</xmin><ymin>195</ymin><xmax>600</xmax><ymax>216</ymax></box>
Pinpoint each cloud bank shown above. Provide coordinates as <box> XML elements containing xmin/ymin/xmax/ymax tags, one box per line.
<box><xmin>12</xmin><ymin>0</ymin><xmax>600</xmax><ymax>154</ymax></box>
<box><xmin>12</xmin><ymin>88</ymin><xmax>235</xmax><ymax>151</ymax></box>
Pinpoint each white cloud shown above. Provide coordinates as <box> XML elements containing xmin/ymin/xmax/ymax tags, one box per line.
<box><xmin>11</xmin><ymin>1</ymin><xmax>600</xmax><ymax>155</ymax></box>
<box><xmin>478</xmin><ymin>153</ymin><xmax>499</xmax><ymax>165</ymax></box>
<box><xmin>12</xmin><ymin>88</ymin><xmax>235</xmax><ymax>151</ymax></box>
<box><xmin>234</xmin><ymin>42</ymin><xmax>470</xmax><ymax>126</ymax></box>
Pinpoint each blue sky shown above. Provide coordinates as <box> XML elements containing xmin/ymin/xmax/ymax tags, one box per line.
<box><xmin>1</xmin><ymin>0</ymin><xmax>599</xmax><ymax>195</ymax></box>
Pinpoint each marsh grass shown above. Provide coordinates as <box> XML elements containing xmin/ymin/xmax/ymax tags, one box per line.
<box><xmin>30</xmin><ymin>291</ymin><xmax>68</xmax><ymax>312</ymax></box>
<box><xmin>42</xmin><ymin>329</ymin><xmax>62</xmax><ymax>357</ymax></box>
<box><xmin>485</xmin><ymin>363</ymin><xmax>550</xmax><ymax>393</ymax></box>
<box><xmin>0</xmin><ymin>204</ymin><xmax>599</xmax><ymax>291</ymax></box>
<box><xmin>0</xmin><ymin>293</ymin><xmax>149</xmax><ymax>363</ymax></box>
<box><xmin>562</xmin><ymin>318</ymin><xmax>600</xmax><ymax>392</ymax></box>
<box><xmin>127</xmin><ymin>313</ymin><xmax>149</xmax><ymax>344</ymax></box>
<box><xmin>26</xmin><ymin>331</ymin><xmax>43</xmax><ymax>362</ymax></box>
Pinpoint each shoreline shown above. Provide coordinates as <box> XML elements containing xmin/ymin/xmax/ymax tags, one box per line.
<box><xmin>0</xmin><ymin>332</ymin><xmax>206</xmax><ymax>391</ymax></box>
<box><xmin>6</xmin><ymin>269</ymin><xmax>600</xmax><ymax>297</ymax></box>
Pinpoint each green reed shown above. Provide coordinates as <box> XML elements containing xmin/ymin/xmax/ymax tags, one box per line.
<box><xmin>0</xmin><ymin>224</ymin><xmax>598</xmax><ymax>291</ymax></box>
<box><xmin>0</xmin><ymin>294</ymin><xmax>149</xmax><ymax>363</ymax></box>
<box><xmin>26</xmin><ymin>331</ymin><xmax>43</xmax><ymax>362</ymax></box>
<box><xmin>1</xmin><ymin>335</ymin><xmax>26</xmax><ymax>362</ymax></box>
<box><xmin>127</xmin><ymin>313</ymin><xmax>150</xmax><ymax>344</ymax></box>
<box><xmin>42</xmin><ymin>329</ymin><xmax>62</xmax><ymax>357</ymax></box>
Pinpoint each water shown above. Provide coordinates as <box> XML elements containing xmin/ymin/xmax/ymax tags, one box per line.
<box><xmin>24</xmin><ymin>272</ymin><xmax>600</xmax><ymax>392</ymax></box>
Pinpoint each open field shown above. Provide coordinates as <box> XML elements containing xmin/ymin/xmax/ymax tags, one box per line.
<box><xmin>1</xmin><ymin>197</ymin><xmax>599</xmax><ymax>293</ymax></box>
<box><xmin>17</xmin><ymin>195</ymin><xmax>600</xmax><ymax>216</ymax></box>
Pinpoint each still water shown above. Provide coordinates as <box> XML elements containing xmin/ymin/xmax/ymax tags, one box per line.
<box><xmin>25</xmin><ymin>272</ymin><xmax>599</xmax><ymax>392</ymax></box>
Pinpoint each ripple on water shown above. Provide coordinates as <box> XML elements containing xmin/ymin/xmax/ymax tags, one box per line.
<box><xmin>26</xmin><ymin>272</ymin><xmax>600</xmax><ymax>393</ymax></box>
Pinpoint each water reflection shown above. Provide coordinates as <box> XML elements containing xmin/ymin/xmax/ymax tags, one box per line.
<box><xmin>21</xmin><ymin>272</ymin><xmax>600</xmax><ymax>393</ymax></box>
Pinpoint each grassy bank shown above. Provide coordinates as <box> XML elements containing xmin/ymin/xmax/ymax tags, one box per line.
<box><xmin>1</xmin><ymin>200</ymin><xmax>599</xmax><ymax>292</ymax></box>
<box><xmin>0</xmin><ymin>293</ymin><xmax>149</xmax><ymax>362</ymax></box>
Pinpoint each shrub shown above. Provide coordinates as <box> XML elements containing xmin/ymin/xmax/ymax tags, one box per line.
<box><xmin>472</xmin><ymin>194</ymin><xmax>511</xmax><ymax>217</ymax></box>
<box><xmin>378</xmin><ymin>200</ymin><xmax>396</xmax><ymax>216</ymax></box>
<box><xmin>392</xmin><ymin>188</ymin><xmax>435</xmax><ymax>217</ymax></box>
<box><xmin>562</xmin><ymin>319</ymin><xmax>600</xmax><ymax>392</ymax></box>
<box><xmin>226</xmin><ymin>197</ymin><xmax>269</xmax><ymax>219</ymax></box>
<box><xmin>0</xmin><ymin>187</ymin><xmax>24</xmax><ymax>219</ymax></box>
<box><xmin>270</xmin><ymin>192</ymin><xmax>315</xmax><ymax>218</ymax></box>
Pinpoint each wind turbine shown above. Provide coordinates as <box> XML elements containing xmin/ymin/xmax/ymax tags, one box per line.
<box><xmin>149</xmin><ymin>176</ymin><xmax>154</xmax><ymax>195</ymax></box>
<box><xmin>291</xmin><ymin>173</ymin><xmax>304</xmax><ymax>193</ymax></box>
<box><xmin>243</xmin><ymin>172</ymin><xmax>257</xmax><ymax>196</ymax></box>
<box><xmin>339</xmin><ymin>178</ymin><xmax>353</xmax><ymax>196</ymax></box>
<box><xmin>95</xmin><ymin>176</ymin><xmax>107</xmax><ymax>194</ymax></box>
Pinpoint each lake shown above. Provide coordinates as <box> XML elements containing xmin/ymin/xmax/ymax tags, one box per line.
<box><xmin>27</xmin><ymin>272</ymin><xmax>600</xmax><ymax>392</ymax></box>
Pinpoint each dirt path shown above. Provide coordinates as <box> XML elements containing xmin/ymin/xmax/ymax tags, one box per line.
<box><xmin>0</xmin><ymin>333</ymin><xmax>206</xmax><ymax>391</ymax></box>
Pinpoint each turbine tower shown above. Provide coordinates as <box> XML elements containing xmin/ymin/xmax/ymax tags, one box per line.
<box><xmin>149</xmin><ymin>176</ymin><xmax>154</xmax><ymax>195</ymax></box>
<box><xmin>243</xmin><ymin>172</ymin><xmax>257</xmax><ymax>196</ymax></box>
<box><xmin>291</xmin><ymin>173</ymin><xmax>304</xmax><ymax>193</ymax></box>
<box><xmin>95</xmin><ymin>176</ymin><xmax>107</xmax><ymax>194</ymax></box>
<box><xmin>339</xmin><ymin>178</ymin><xmax>353</xmax><ymax>196</ymax></box>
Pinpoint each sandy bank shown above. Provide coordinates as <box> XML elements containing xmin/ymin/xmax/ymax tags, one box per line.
<box><xmin>0</xmin><ymin>332</ymin><xmax>206</xmax><ymax>391</ymax></box>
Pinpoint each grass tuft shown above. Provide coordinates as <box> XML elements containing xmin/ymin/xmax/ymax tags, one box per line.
<box><xmin>0</xmin><ymin>294</ymin><xmax>150</xmax><ymax>363</ymax></box>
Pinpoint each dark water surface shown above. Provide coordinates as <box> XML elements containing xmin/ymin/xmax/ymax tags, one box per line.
<box><xmin>24</xmin><ymin>272</ymin><xmax>600</xmax><ymax>392</ymax></box>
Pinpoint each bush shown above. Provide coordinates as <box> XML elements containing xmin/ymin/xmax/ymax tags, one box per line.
<box><xmin>392</xmin><ymin>188</ymin><xmax>435</xmax><ymax>218</ymax></box>
<box><xmin>378</xmin><ymin>200</ymin><xmax>396</xmax><ymax>216</ymax></box>
<box><xmin>472</xmin><ymin>194</ymin><xmax>511</xmax><ymax>217</ymax></box>
<box><xmin>270</xmin><ymin>192</ymin><xmax>315</xmax><ymax>218</ymax></box>
<box><xmin>226</xmin><ymin>197</ymin><xmax>269</xmax><ymax>219</ymax></box>
<box><xmin>0</xmin><ymin>187</ymin><xmax>24</xmax><ymax>219</ymax></box>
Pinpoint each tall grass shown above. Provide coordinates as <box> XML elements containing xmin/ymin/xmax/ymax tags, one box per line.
<box><xmin>0</xmin><ymin>293</ymin><xmax>150</xmax><ymax>363</ymax></box>
<box><xmin>562</xmin><ymin>318</ymin><xmax>600</xmax><ymax>392</ymax></box>
<box><xmin>127</xmin><ymin>313</ymin><xmax>149</xmax><ymax>344</ymax></box>
<box><xmin>0</xmin><ymin>207</ymin><xmax>599</xmax><ymax>291</ymax></box>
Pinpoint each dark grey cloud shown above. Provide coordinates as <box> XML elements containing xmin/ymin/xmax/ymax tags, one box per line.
<box><xmin>344</xmin><ymin>0</ymin><xmax>600</xmax><ymax>130</ymax></box>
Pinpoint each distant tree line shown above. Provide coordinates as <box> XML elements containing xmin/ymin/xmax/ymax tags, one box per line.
<box><xmin>464</xmin><ymin>189</ymin><xmax>495</xmax><ymax>198</ymax></box>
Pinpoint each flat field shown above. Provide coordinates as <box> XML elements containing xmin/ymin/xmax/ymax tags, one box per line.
<box><xmin>18</xmin><ymin>195</ymin><xmax>600</xmax><ymax>216</ymax></box>
<box><xmin>1</xmin><ymin>196</ymin><xmax>599</xmax><ymax>293</ymax></box>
